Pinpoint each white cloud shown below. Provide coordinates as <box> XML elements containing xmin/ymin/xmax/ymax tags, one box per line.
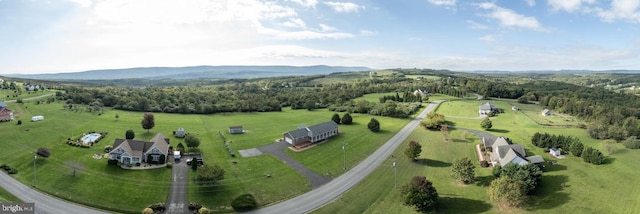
<box><xmin>324</xmin><ymin>2</ymin><xmax>364</xmax><ymax>13</ymax></box>
<box><xmin>282</xmin><ymin>18</ymin><xmax>306</xmax><ymax>28</ymax></box>
<box><xmin>427</xmin><ymin>0</ymin><xmax>456</xmax><ymax>6</ymax></box>
<box><xmin>479</xmin><ymin>34</ymin><xmax>495</xmax><ymax>42</ymax></box>
<box><xmin>360</xmin><ymin>30</ymin><xmax>377</xmax><ymax>36</ymax></box>
<box><xmin>467</xmin><ymin>20</ymin><xmax>489</xmax><ymax>29</ymax></box>
<box><xmin>595</xmin><ymin>0</ymin><xmax>640</xmax><ymax>23</ymax></box>
<box><xmin>319</xmin><ymin>24</ymin><xmax>336</xmax><ymax>32</ymax></box>
<box><xmin>67</xmin><ymin>0</ymin><xmax>92</xmax><ymax>7</ymax></box>
<box><xmin>289</xmin><ymin>0</ymin><xmax>318</xmax><ymax>8</ymax></box>
<box><xmin>547</xmin><ymin>0</ymin><xmax>595</xmax><ymax>12</ymax></box>
<box><xmin>478</xmin><ymin>3</ymin><xmax>546</xmax><ymax>31</ymax></box>
<box><xmin>525</xmin><ymin>0</ymin><xmax>536</xmax><ymax>7</ymax></box>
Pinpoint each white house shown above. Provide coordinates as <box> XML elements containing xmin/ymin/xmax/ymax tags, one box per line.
<box><xmin>108</xmin><ymin>133</ymin><xmax>170</xmax><ymax>166</ymax></box>
<box><xmin>487</xmin><ymin>137</ymin><xmax>544</xmax><ymax>167</ymax></box>
<box><xmin>479</xmin><ymin>102</ymin><xmax>497</xmax><ymax>116</ymax></box>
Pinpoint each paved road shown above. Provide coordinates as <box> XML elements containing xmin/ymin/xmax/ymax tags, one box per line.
<box><xmin>258</xmin><ymin>141</ymin><xmax>332</xmax><ymax>189</ymax></box>
<box><xmin>5</xmin><ymin>93</ymin><xmax>55</xmax><ymax>102</ymax></box>
<box><xmin>0</xmin><ymin>171</ymin><xmax>108</xmax><ymax>214</ymax></box>
<box><xmin>248</xmin><ymin>101</ymin><xmax>442</xmax><ymax>214</ymax></box>
<box><xmin>166</xmin><ymin>158</ymin><xmax>190</xmax><ymax>214</ymax></box>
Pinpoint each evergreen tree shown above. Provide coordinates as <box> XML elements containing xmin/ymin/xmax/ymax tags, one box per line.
<box><xmin>368</xmin><ymin>118</ymin><xmax>380</xmax><ymax>132</ymax></box>
<box><xmin>341</xmin><ymin>113</ymin><xmax>353</xmax><ymax>125</ymax></box>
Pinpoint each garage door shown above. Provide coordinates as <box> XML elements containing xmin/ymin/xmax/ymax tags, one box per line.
<box><xmin>285</xmin><ymin>137</ymin><xmax>293</xmax><ymax>144</ymax></box>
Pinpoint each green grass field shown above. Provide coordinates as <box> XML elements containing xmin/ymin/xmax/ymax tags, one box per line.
<box><xmin>0</xmin><ymin>89</ymin><xmax>56</xmax><ymax>101</ymax></box>
<box><xmin>0</xmin><ymin>187</ymin><xmax>21</xmax><ymax>203</ymax></box>
<box><xmin>0</xmin><ymin>95</ymin><xmax>417</xmax><ymax>212</ymax></box>
<box><xmin>316</xmin><ymin>100</ymin><xmax>640</xmax><ymax>214</ymax></box>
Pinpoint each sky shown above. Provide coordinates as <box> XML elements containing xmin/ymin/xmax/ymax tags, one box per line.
<box><xmin>2</xmin><ymin>0</ymin><xmax>640</xmax><ymax>74</ymax></box>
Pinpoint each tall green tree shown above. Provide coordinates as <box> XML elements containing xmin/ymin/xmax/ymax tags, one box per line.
<box><xmin>500</xmin><ymin>163</ymin><xmax>542</xmax><ymax>193</ymax></box>
<box><xmin>331</xmin><ymin>113</ymin><xmax>341</xmax><ymax>124</ymax></box>
<box><xmin>368</xmin><ymin>118</ymin><xmax>380</xmax><ymax>132</ymax></box>
<box><xmin>185</xmin><ymin>135</ymin><xmax>201</xmax><ymax>148</ymax></box>
<box><xmin>401</xmin><ymin>176</ymin><xmax>438</xmax><ymax>211</ymax></box>
<box><xmin>404</xmin><ymin>141</ymin><xmax>422</xmax><ymax>161</ymax></box>
<box><xmin>341</xmin><ymin>113</ymin><xmax>352</xmax><ymax>125</ymax></box>
<box><xmin>480</xmin><ymin>117</ymin><xmax>492</xmax><ymax>130</ymax></box>
<box><xmin>487</xmin><ymin>176</ymin><xmax>527</xmax><ymax>208</ymax></box>
<box><xmin>141</xmin><ymin>113</ymin><xmax>155</xmax><ymax>132</ymax></box>
<box><xmin>420</xmin><ymin>112</ymin><xmax>445</xmax><ymax>129</ymax></box>
<box><xmin>450</xmin><ymin>157</ymin><xmax>476</xmax><ymax>184</ymax></box>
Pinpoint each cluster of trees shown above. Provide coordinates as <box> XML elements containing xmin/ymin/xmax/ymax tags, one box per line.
<box><xmin>531</xmin><ymin>132</ymin><xmax>581</xmax><ymax>149</ymax></box>
<box><xmin>193</xmin><ymin>164</ymin><xmax>225</xmax><ymax>187</ymax></box>
<box><xmin>379</xmin><ymin>92</ymin><xmax>423</xmax><ymax>103</ymax></box>
<box><xmin>331</xmin><ymin>113</ymin><xmax>353</xmax><ymax>125</ymax></box>
<box><xmin>582</xmin><ymin>147</ymin><xmax>605</xmax><ymax>165</ymax></box>
<box><xmin>58</xmin><ymin>76</ymin><xmax>433</xmax><ymax>118</ymax></box>
<box><xmin>488</xmin><ymin>163</ymin><xmax>542</xmax><ymax>208</ymax></box>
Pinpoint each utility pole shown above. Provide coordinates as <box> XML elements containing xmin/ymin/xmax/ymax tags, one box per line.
<box><xmin>33</xmin><ymin>151</ymin><xmax>37</xmax><ymax>187</ymax></box>
<box><xmin>393</xmin><ymin>160</ymin><xmax>397</xmax><ymax>189</ymax></box>
<box><xmin>342</xmin><ymin>143</ymin><xmax>347</xmax><ymax>170</ymax></box>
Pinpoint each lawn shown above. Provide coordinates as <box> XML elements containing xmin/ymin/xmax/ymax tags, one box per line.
<box><xmin>0</xmin><ymin>88</ymin><xmax>57</xmax><ymax>101</ymax></box>
<box><xmin>0</xmin><ymin>187</ymin><xmax>21</xmax><ymax>203</ymax></box>
<box><xmin>0</xmin><ymin>96</ymin><xmax>418</xmax><ymax>212</ymax></box>
<box><xmin>315</xmin><ymin>99</ymin><xmax>640</xmax><ymax>214</ymax></box>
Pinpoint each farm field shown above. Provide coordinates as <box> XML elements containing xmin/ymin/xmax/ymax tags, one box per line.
<box><xmin>0</xmin><ymin>94</ymin><xmax>415</xmax><ymax>212</ymax></box>
<box><xmin>316</xmin><ymin>99</ymin><xmax>640</xmax><ymax>214</ymax></box>
<box><xmin>0</xmin><ymin>88</ymin><xmax>57</xmax><ymax>101</ymax></box>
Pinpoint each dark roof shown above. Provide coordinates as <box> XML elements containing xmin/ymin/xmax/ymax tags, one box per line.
<box><xmin>497</xmin><ymin>144</ymin><xmax>526</xmax><ymax>159</ymax></box>
<box><xmin>229</xmin><ymin>126</ymin><xmax>243</xmax><ymax>129</ymax></box>
<box><xmin>286</xmin><ymin>121</ymin><xmax>338</xmax><ymax>139</ymax></box>
<box><xmin>306</xmin><ymin>121</ymin><xmax>339</xmax><ymax>137</ymax></box>
<box><xmin>287</xmin><ymin>128</ymin><xmax>309</xmax><ymax>139</ymax></box>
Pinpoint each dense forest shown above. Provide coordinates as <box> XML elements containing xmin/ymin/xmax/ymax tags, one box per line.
<box><xmin>7</xmin><ymin>68</ymin><xmax>640</xmax><ymax>141</ymax></box>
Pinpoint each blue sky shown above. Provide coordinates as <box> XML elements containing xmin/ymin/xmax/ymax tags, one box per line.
<box><xmin>2</xmin><ymin>0</ymin><xmax>640</xmax><ymax>74</ymax></box>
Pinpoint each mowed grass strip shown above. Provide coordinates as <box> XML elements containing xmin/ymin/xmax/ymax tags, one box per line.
<box><xmin>0</xmin><ymin>187</ymin><xmax>21</xmax><ymax>203</ymax></box>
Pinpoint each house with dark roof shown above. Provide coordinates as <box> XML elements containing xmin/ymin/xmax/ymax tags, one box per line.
<box><xmin>108</xmin><ymin>133</ymin><xmax>170</xmax><ymax>166</ymax></box>
<box><xmin>283</xmin><ymin>121</ymin><xmax>339</xmax><ymax>147</ymax></box>
<box><xmin>488</xmin><ymin>136</ymin><xmax>544</xmax><ymax>167</ymax></box>
<box><xmin>479</xmin><ymin>102</ymin><xmax>497</xmax><ymax>116</ymax></box>
<box><xmin>0</xmin><ymin>101</ymin><xmax>14</xmax><ymax>122</ymax></box>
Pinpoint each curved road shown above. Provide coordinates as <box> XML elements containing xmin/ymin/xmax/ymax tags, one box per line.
<box><xmin>0</xmin><ymin>100</ymin><xmax>440</xmax><ymax>214</ymax></box>
<box><xmin>0</xmin><ymin>171</ymin><xmax>108</xmax><ymax>214</ymax></box>
<box><xmin>249</xmin><ymin>101</ymin><xmax>442</xmax><ymax>214</ymax></box>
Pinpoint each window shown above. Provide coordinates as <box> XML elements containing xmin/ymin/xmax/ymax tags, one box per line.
<box><xmin>152</xmin><ymin>155</ymin><xmax>159</xmax><ymax>161</ymax></box>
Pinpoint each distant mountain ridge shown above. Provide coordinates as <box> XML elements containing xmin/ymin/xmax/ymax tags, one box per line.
<box><xmin>5</xmin><ymin>65</ymin><xmax>371</xmax><ymax>80</ymax></box>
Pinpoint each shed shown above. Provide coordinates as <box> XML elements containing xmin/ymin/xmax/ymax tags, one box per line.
<box><xmin>549</xmin><ymin>148</ymin><xmax>561</xmax><ymax>157</ymax></box>
<box><xmin>542</xmin><ymin>109</ymin><xmax>551</xmax><ymax>116</ymax></box>
<box><xmin>174</xmin><ymin>128</ymin><xmax>185</xmax><ymax>138</ymax></box>
<box><xmin>31</xmin><ymin>115</ymin><xmax>44</xmax><ymax>122</ymax></box>
<box><xmin>229</xmin><ymin>126</ymin><xmax>244</xmax><ymax>134</ymax></box>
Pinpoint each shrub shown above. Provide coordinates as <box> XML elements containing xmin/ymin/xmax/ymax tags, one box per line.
<box><xmin>188</xmin><ymin>203</ymin><xmax>203</xmax><ymax>211</ymax></box>
<box><xmin>480</xmin><ymin>160</ymin><xmax>489</xmax><ymax>168</ymax></box>
<box><xmin>16</xmin><ymin>120</ymin><xmax>22</xmax><ymax>125</ymax></box>
<box><xmin>7</xmin><ymin>168</ymin><xmax>18</xmax><ymax>174</ymax></box>
<box><xmin>492</xmin><ymin>165</ymin><xmax>502</xmax><ymax>177</ymax></box>
<box><xmin>136</xmin><ymin>162</ymin><xmax>141</xmax><ymax>167</ymax></box>
<box><xmin>149</xmin><ymin>203</ymin><xmax>165</xmax><ymax>212</ymax></box>
<box><xmin>107</xmin><ymin>159</ymin><xmax>118</xmax><ymax>166</ymax></box>
<box><xmin>198</xmin><ymin>207</ymin><xmax>210</xmax><ymax>214</ymax></box>
<box><xmin>142</xmin><ymin>207</ymin><xmax>153</xmax><ymax>214</ymax></box>
<box><xmin>104</xmin><ymin>146</ymin><xmax>112</xmax><ymax>153</ymax></box>
<box><xmin>231</xmin><ymin>194</ymin><xmax>258</xmax><ymax>211</ymax></box>
<box><xmin>166</xmin><ymin>162</ymin><xmax>173</xmax><ymax>168</ymax></box>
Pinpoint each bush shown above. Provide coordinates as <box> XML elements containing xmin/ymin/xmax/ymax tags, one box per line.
<box><xmin>107</xmin><ymin>159</ymin><xmax>118</xmax><ymax>166</ymax></box>
<box><xmin>492</xmin><ymin>165</ymin><xmax>502</xmax><ymax>177</ymax></box>
<box><xmin>16</xmin><ymin>120</ymin><xmax>22</xmax><ymax>125</ymax></box>
<box><xmin>480</xmin><ymin>160</ymin><xmax>489</xmax><ymax>168</ymax></box>
<box><xmin>166</xmin><ymin>162</ymin><xmax>173</xmax><ymax>168</ymax></box>
<box><xmin>198</xmin><ymin>207</ymin><xmax>210</xmax><ymax>214</ymax></box>
<box><xmin>142</xmin><ymin>207</ymin><xmax>153</xmax><ymax>214</ymax></box>
<box><xmin>149</xmin><ymin>203</ymin><xmax>165</xmax><ymax>212</ymax></box>
<box><xmin>231</xmin><ymin>194</ymin><xmax>258</xmax><ymax>211</ymax></box>
<box><xmin>136</xmin><ymin>162</ymin><xmax>141</xmax><ymax>167</ymax></box>
<box><xmin>188</xmin><ymin>203</ymin><xmax>203</xmax><ymax>211</ymax></box>
<box><xmin>104</xmin><ymin>146</ymin><xmax>112</xmax><ymax>153</ymax></box>
<box><xmin>7</xmin><ymin>168</ymin><xmax>18</xmax><ymax>174</ymax></box>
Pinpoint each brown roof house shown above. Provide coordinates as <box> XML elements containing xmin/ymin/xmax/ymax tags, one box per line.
<box><xmin>486</xmin><ymin>137</ymin><xmax>544</xmax><ymax>167</ymax></box>
<box><xmin>0</xmin><ymin>101</ymin><xmax>14</xmax><ymax>122</ymax></box>
<box><xmin>284</xmin><ymin>121</ymin><xmax>339</xmax><ymax>147</ymax></box>
<box><xmin>108</xmin><ymin>133</ymin><xmax>170</xmax><ymax>166</ymax></box>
